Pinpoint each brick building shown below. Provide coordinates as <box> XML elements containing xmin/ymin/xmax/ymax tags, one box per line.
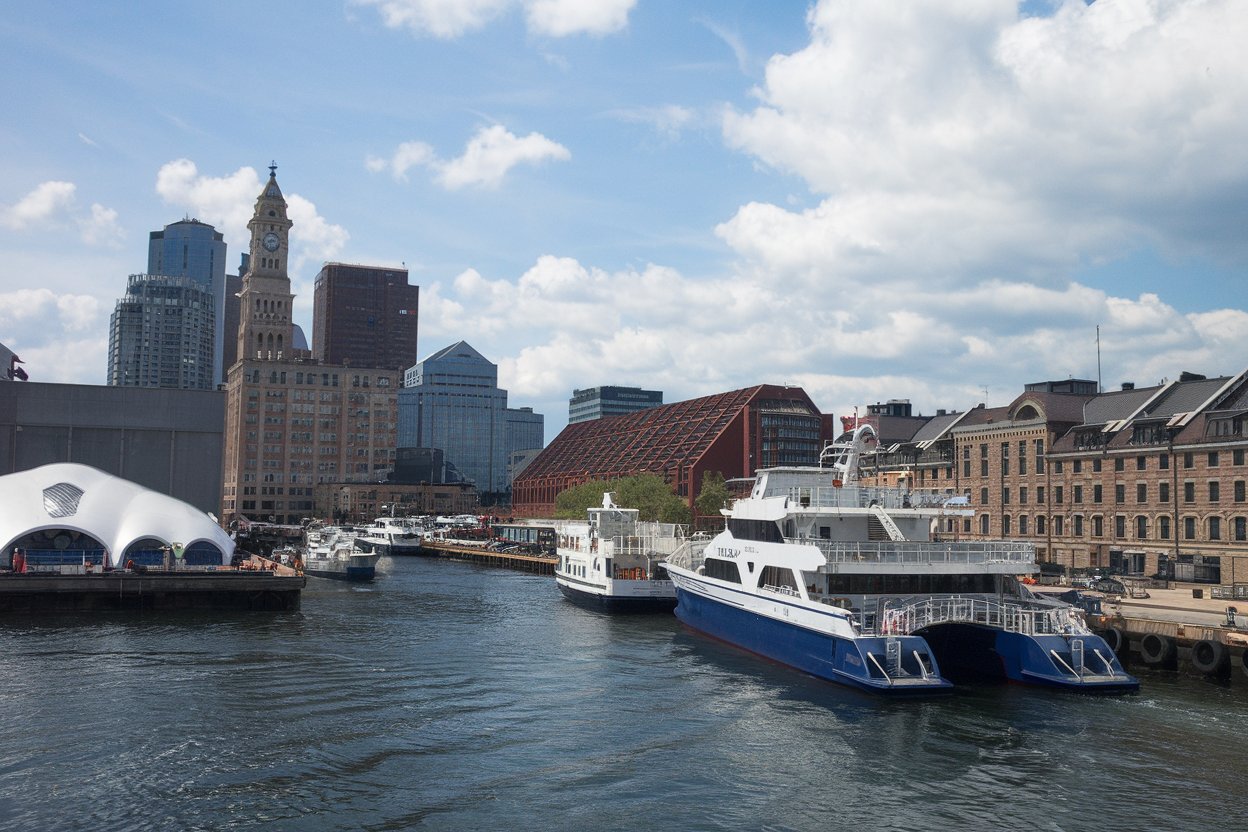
<box><xmin>512</xmin><ymin>384</ymin><xmax>827</xmax><ymax>520</ymax></box>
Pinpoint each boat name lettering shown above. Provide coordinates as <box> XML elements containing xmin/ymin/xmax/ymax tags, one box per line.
<box><xmin>715</xmin><ymin>547</ymin><xmax>740</xmax><ymax>558</ymax></box>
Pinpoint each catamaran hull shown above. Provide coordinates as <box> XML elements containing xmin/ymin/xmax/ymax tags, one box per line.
<box><xmin>920</xmin><ymin>623</ymin><xmax>1139</xmax><ymax>693</ymax></box>
<box><xmin>672</xmin><ymin>585</ymin><xmax>951</xmax><ymax>696</ymax></box>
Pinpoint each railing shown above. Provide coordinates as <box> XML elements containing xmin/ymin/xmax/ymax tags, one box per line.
<box><xmin>796</xmin><ymin>539</ymin><xmax>1035</xmax><ymax>566</ymax></box>
<box><xmin>661</xmin><ymin>537</ymin><xmax>711</xmax><ymax>571</ymax></box>
<box><xmin>877</xmin><ymin>596</ymin><xmax>1091</xmax><ymax>637</ymax></box>
<box><xmin>777</xmin><ymin>485</ymin><xmax>963</xmax><ymax>511</ymax></box>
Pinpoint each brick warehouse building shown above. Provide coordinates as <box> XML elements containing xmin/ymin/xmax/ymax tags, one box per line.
<box><xmin>511</xmin><ymin>384</ymin><xmax>828</xmax><ymax>521</ymax></box>
<box><xmin>870</xmin><ymin>371</ymin><xmax>1248</xmax><ymax>585</ymax></box>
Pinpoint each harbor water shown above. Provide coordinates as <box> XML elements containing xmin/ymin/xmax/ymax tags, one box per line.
<box><xmin>2</xmin><ymin>557</ymin><xmax>1246</xmax><ymax>832</ymax></box>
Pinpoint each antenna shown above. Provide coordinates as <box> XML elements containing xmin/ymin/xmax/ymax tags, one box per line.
<box><xmin>1096</xmin><ymin>325</ymin><xmax>1102</xmax><ymax>393</ymax></box>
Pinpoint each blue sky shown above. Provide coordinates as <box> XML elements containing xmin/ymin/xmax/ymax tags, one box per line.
<box><xmin>2</xmin><ymin>0</ymin><xmax>1246</xmax><ymax>444</ymax></box>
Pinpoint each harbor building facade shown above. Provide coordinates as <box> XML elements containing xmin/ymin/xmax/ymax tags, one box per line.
<box><xmin>0</xmin><ymin>381</ymin><xmax>225</xmax><ymax>514</ymax></box>
<box><xmin>107</xmin><ymin>274</ymin><xmax>216</xmax><ymax>390</ymax></box>
<box><xmin>220</xmin><ymin>167</ymin><xmax>399</xmax><ymax>526</ymax></box>
<box><xmin>567</xmin><ymin>385</ymin><xmax>662</xmax><ymax>424</ymax></box>
<box><xmin>312</xmin><ymin>263</ymin><xmax>419</xmax><ymax>371</ymax></box>
<box><xmin>866</xmin><ymin>372</ymin><xmax>1248</xmax><ymax>586</ymax></box>
<box><xmin>511</xmin><ymin>384</ymin><xmax>827</xmax><ymax>522</ymax></box>
<box><xmin>397</xmin><ymin>342</ymin><xmax>543</xmax><ymax>502</ymax></box>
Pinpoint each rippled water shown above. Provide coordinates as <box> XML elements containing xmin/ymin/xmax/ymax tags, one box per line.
<box><xmin>2</xmin><ymin>557</ymin><xmax>1246</xmax><ymax>832</ymax></box>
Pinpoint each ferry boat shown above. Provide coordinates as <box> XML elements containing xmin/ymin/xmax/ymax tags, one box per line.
<box><xmin>304</xmin><ymin>525</ymin><xmax>378</xmax><ymax>582</ymax></box>
<box><xmin>353</xmin><ymin>516</ymin><xmax>423</xmax><ymax>556</ymax></box>
<box><xmin>662</xmin><ymin>425</ymin><xmax>1139</xmax><ymax>695</ymax></box>
<box><xmin>554</xmin><ymin>493</ymin><xmax>693</xmax><ymax>612</ymax></box>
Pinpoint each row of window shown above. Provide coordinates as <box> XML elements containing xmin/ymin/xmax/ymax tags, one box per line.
<box><xmin>978</xmin><ymin>513</ymin><xmax>1248</xmax><ymax>542</ymax></box>
<box><xmin>980</xmin><ymin>480</ymin><xmax>1248</xmax><ymax>505</ymax></box>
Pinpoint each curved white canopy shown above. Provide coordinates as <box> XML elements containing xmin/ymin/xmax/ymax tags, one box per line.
<box><xmin>0</xmin><ymin>463</ymin><xmax>234</xmax><ymax>567</ymax></box>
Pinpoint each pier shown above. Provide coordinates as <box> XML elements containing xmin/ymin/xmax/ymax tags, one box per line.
<box><xmin>418</xmin><ymin>538</ymin><xmax>557</xmax><ymax>574</ymax></box>
<box><xmin>1076</xmin><ymin>584</ymin><xmax>1248</xmax><ymax>683</ymax></box>
<box><xmin>0</xmin><ymin>556</ymin><xmax>304</xmax><ymax>613</ymax></box>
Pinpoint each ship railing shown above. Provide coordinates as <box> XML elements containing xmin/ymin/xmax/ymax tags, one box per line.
<box><xmin>798</xmin><ymin>539</ymin><xmax>1036</xmax><ymax>566</ymax></box>
<box><xmin>876</xmin><ymin>596</ymin><xmax>1092</xmax><ymax>637</ymax></box>
<box><xmin>777</xmin><ymin>486</ymin><xmax>960</xmax><ymax>511</ymax></box>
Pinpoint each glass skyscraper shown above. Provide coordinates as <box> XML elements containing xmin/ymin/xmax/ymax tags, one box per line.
<box><xmin>107</xmin><ymin>275</ymin><xmax>216</xmax><ymax>389</ymax></box>
<box><xmin>147</xmin><ymin>219</ymin><xmax>228</xmax><ymax>384</ymax></box>
<box><xmin>398</xmin><ymin>341</ymin><xmax>544</xmax><ymax>499</ymax></box>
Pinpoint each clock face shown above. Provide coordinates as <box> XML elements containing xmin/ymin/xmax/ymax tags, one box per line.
<box><xmin>262</xmin><ymin>232</ymin><xmax>280</xmax><ymax>252</ymax></box>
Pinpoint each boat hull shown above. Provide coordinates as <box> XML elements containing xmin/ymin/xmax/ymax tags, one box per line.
<box><xmin>305</xmin><ymin>564</ymin><xmax>375</xmax><ymax>582</ymax></box>
<box><xmin>672</xmin><ymin>583</ymin><xmax>951</xmax><ymax>696</ymax></box>
<box><xmin>556</xmin><ymin>577</ymin><xmax>676</xmax><ymax>613</ymax></box>
<box><xmin>920</xmin><ymin>623</ymin><xmax>1139</xmax><ymax>693</ymax></box>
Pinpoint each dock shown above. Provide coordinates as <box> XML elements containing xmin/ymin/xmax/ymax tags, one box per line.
<box><xmin>418</xmin><ymin>539</ymin><xmax>557</xmax><ymax>575</ymax></box>
<box><xmin>1078</xmin><ymin>583</ymin><xmax>1248</xmax><ymax>683</ymax></box>
<box><xmin>0</xmin><ymin>556</ymin><xmax>304</xmax><ymax>613</ymax></box>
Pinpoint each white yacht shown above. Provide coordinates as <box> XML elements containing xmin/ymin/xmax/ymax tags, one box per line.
<box><xmin>662</xmin><ymin>425</ymin><xmax>1138</xmax><ymax>695</ymax></box>
<box><xmin>554</xmin><ymin>493</ymin><xmax>695</xmax><ymax>613</ymax></box>
<box><xmin>354</xmin><ymin>516</ymin><xmax>423</xmax><ymax>556</ymax></box>
<box><xmin>304</xmin><ymin>525</ymin><xmax>378</xmax><ymax>581</ymax></box>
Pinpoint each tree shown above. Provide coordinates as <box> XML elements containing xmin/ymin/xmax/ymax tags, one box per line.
<box><xmin>695</xmin><ymin>470</ymin><xmax>730</xmax><ymax>523</ymax></box>
<box><xmin>553</xmin><ymin>473</ymin><xmax>691</xmax><ymax>525</ymax></box>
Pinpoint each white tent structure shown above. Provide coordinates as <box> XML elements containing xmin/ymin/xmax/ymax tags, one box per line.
<box><xmin>1</xmin><ymin>463</ymin><xmax>234</xmax><ymax>569</ymax></box>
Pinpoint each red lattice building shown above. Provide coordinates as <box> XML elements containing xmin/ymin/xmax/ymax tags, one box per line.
<box><xmin>511</xmin><ymin>384</ymin><xmax>829</xmax><ymax>520</ymax></box>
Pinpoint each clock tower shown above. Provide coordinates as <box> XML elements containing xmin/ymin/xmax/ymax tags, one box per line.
<box><xmin>237</xmin><ymin>162</ymin><xmax>295</xmax><ymax>361</ymax></box>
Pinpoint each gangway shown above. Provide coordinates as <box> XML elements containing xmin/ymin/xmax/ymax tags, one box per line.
<box><xmin>869</xmin><ymin>504</ymin><xmax>906</xmax><ymax>542</ymax></box>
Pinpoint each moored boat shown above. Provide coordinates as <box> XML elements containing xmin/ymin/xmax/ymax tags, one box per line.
<box><xmin>304</xmin><ymin>525</ymin><xmax>378</xmax><ymax>581</ymax></box>
<box><xmin>554</xmin><ymin>493</ymin><xmax>694</xmax><ymax>612</ymax></box>
<box><xmin>354</xmin><ymin>516</ymin><xmax>423</xmax><ymax>556</ymax></box>
<box><xmin>662</xmin><ymin>425</ymin><xmax>1138</xmax><ymax>695</ymax></box>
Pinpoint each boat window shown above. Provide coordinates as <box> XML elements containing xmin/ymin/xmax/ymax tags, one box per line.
<box><xmin>703</xmin><ymin>557</ymin><xmax>742</xmax><ymax>584</ymax></box>
<box><xmin>728</xmin><ymin>518</ymin><xmax>784</xmax><ymax>543</ymax></box>
<box><xmin>759</xmin><ymin>565</ymin><xmax>799</xmax><ymax>593</ymax></box>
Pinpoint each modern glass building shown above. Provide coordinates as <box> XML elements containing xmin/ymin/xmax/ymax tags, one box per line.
<box><xmin>568</xmin><ymin>385</ymin><xmax>663</xmax><ymax>424</ymax></box>
<box><xmin>397</xmin><ymin>341</ymin><xmax>544</xmax><ymax>499</ymax></box>
<box><xmin>107</xmin><ymin>275</ymin><xmax>216</xmax><ymax>390</ymax></box>
<box><xmin>147</xmin><ymin>219</ymin><xmax>228</xmax><ymax>384</ymax></box>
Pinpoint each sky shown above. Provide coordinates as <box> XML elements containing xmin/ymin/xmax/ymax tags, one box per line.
<box><xmin>2</xmin><ymin>0</ymin><xmax>1246</xmax><ymax>445</ymax></box>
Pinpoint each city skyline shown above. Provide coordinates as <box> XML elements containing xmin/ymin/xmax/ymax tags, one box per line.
<box><xmin>2</xmin><ymin>0</ymin><xmax>1246</xmax><ymax>445</ymax></box>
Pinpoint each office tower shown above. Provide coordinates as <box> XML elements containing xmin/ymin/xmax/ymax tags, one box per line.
<box><xmin>397</xmin><ymin>341</ymin><xmax>544</xmax><ymax>499</ymax></box>
<box><xmin>568</xmin><ymin>385</ymin><xmax>663</xmax><ymax>423</ymax></box>
<box><xmin>312</xmin><ymin>263</ymin><xmax>419</xmax><ymax>371</ymax></box>
<box><xmin>107</xmin><ymin>274</ymin><xmax>216</xmax><ymax>389</ymax></box>
<box><xmin>148</xmin><ymin>218</ymin><xmax>228</xmax><ymax>384</ymax></box>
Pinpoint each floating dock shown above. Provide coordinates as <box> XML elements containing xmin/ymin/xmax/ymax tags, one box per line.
<box><xmin>0</xmin><ymin>557</ymin><xmax>304</xmax><ymax>613</ymax></box>
<box><xmin>419</xmin><ymin>539</ymin><xmax>557</xmax><ymax>575</ymax></box>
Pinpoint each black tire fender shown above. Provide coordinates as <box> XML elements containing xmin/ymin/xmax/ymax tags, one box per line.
<box><xmin>1140</xmin><ymin>632</ymin><xmax>1175</xmax><ymax>665</ymax></box>
<box><xmin>1101</xmin><ymin>626</ymin><xmax>1126</xmax><ymax>654</ymax></box>
<box><xmin>1191</xmin><ymin>639</ymin><xmax>1228</xmax><ymax>675</ymax></box>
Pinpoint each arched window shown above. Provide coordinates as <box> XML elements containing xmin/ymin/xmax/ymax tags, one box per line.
<box><xmin>979</xmin><ymin>514</ymin><xmax>989</xmax><ymax>534</ymax></box>
<box><xmin>183</xmin><ymin>541</ymin><xmax>225</xmax><ymax>566</ymax></box>
<box><xmin>123</xmin><ymin>537</ymin><xmax>168</xmax><ymax>567</ymax></box>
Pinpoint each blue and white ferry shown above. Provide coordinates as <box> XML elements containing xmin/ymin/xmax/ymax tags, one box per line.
<box><xmin>662</xmin><ymin>426</ymin><xmax>1139</xmax><ymax>696</ymax></box>
<box><xmin>304</xmin><ymin>525</ymin><xmax>379</xmax><ymax>582</ymax></box>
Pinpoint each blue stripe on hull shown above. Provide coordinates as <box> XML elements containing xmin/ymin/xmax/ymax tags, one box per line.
<box><xmin>673</xmin><ymin>587</ymin><xmax>950</xmax><ymax>695</ymax></box>
<box><xmin>921</xmin><ymin>623</ymin><xmax>1139</xmax><ymax>693</ymax></box>
<box><xmin>558</xmin><ymin>582</ymin><xmax>677</xmax><ymax>613</ymax></box>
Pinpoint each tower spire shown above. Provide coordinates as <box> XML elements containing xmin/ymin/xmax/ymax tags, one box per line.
<box><xmin>269</xmin><ymin>160</ymin><xmax>277</xmax><ymax>177</ymax></box>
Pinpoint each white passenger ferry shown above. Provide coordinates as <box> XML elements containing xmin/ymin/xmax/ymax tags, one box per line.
<box><xmin>662</xmin><ymin>425</ymin><xmax>1138</xmax><ymax>695</ymax></box>
<box><xmin>353</xmin><ymin>516</ymin><xmax>423</xmax><ymax>556</ymax></box>
<box><xmin>554</xmin><ymin>493</ymin><xmax>697</xmax><ymax>613</ymax></box>
<box><xmin>304</xmin><ymin>525</ymin><xmax>379</xmax><ymax>582</ymax></box>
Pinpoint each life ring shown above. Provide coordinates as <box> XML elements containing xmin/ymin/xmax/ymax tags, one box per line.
<box><xmin>1191</xmin><ymin>639</ymin><xmax>1228</xmax><ymax>675</ymax></box>
<box><xmin>1139</xmin><ymin>632</ymin><xmax>1176</xmax><ymax>666</ymax></box>
<box><xmin>1100</xmin><ymin>626</ymin><xmax>1126</xmax><ymax>654</ymax></box>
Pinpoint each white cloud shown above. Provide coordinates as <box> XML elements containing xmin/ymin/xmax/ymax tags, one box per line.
<box><xmin>524</xmin><ymin>0</ymin><xmax>635</xmax><ymax>37</ymax></box>
<box><xmin>355</xmin><ymin>0</ymin><xmax>634</xmax><ymax>38</ymax></box>
<box><xmin>370</xmin><ymin>126</ymin><xmax>570</xmax><ymax>190</ymax></box>
<box><xmin>0</xmin><ymin>288</ymin><xmax>107</xmax><ymax>383</ymax></box>
<box><xmin>608</xmin><ymin>105</ymin><xmax>696</xmax><ymax>141</ymax></box>
<box><xmin>78</xmin><ymin>203</ymin><xmax>125</xmax><ymax>248</ymax></box>
<box><xmin>1</xmin><ymin>181</ymin><xmax>77</xmax><ymax>230</ymax></box>
<box><xmin>718</xmin><ymin>0</ymin><xmax>1248</xmax><ymax>288</ymax></box>
<box><xmin>436</xmin><ymin>125</ymin><xmax>570</xmax><ymax>189</ymax></box>
<box><xmin>366</xmin><ymin>141</ymin><xmax>437</xmax><ymax>181</ymax></box>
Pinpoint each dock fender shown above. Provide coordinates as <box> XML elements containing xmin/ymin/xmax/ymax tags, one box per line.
<box><xmin>1191</xmin><ymin>639</ymin><xmax>1228</xmax><ymax>675</ymax></box>
<box><xmin>1139</xmin><ymin>632</ymin><xmax>1176</xmax><ymax>666</ymax></box>
<box><xmin>1100</xmin><ymin>626</ymin><xmax>1126</xmax><ymax>654</ymax></box>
